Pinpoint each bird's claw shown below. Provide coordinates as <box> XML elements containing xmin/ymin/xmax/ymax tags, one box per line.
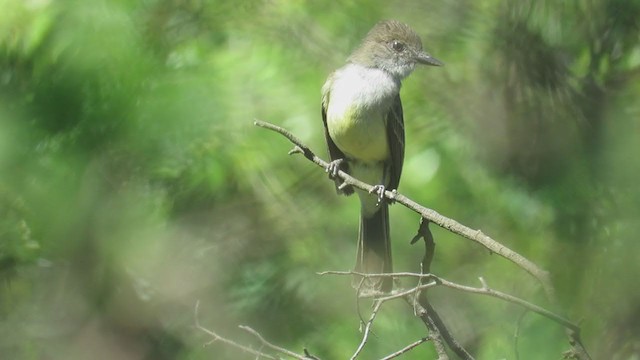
<box><xmin>326</xmin><ymin>159</ymin><xmax>344</xmax><ymax>179</ymax></box>
<box><xmin>370</xmin><ymin>185</ymin><xmax>386</xmax><ymax>206</ymax></box>
<box><xmin>388</xmin><ymin>189</ymin><xmax>398</xmax><ymax>204</ymax></box>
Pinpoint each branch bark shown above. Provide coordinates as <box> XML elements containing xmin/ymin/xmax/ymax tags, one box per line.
<box><xmin>256</xmin><ymin>119</ymin><xmax>591</xmax><ymax>359</ymax></box>
<box><xmin>254</xmin><ymin>120</ymin><xmax>553</xmax><ymax>299</ymax></box>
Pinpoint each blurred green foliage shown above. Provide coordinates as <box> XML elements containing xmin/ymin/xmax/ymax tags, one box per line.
<box><xmin>1</xmin><ymin>0</ymin><xmax>639</xmax><ymax>359</ymax></box>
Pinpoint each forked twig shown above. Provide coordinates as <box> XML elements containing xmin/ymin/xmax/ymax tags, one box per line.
<box><xmin>318</xmin><ymin>271</ymin><xmax>579</xmax><ymax>331</ymax></box>
<box><xmin>194</xmin><ymin>301</ymin><xmax>317</xmax><ymax>360</ymax></box>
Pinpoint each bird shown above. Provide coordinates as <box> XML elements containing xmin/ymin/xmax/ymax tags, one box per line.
<box><xmin>321</xmin><ymin>20</ymin><xmax>442</xmax><ymax>293</ymax></box>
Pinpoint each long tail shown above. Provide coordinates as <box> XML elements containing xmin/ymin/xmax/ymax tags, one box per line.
<box><xmin>355</xmin><ymin>203</ymin><xmax>393</xmax><ymax>292</ymax></box>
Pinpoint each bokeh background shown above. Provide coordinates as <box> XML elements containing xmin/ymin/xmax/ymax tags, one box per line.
<box><xmin>1</xmin><ymin>0</ymin><xmax>639</xmax><ymax>359</ymax></box>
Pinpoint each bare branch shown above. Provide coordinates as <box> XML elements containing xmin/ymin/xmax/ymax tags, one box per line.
<box><xmin>239</xmin><ymin>325</ymin><xmax>313</xmax><ymax>360</ymax></box>
<box><xmin>514</xmin><ymin>309</ymin><xmax>528</xmax><ymax>360</ymax></box>
<box><xmin>195</xmin><ymin>301</ymin><xmax>316</xmax><ymax>360</ymax></box>
<box><xmin>412</xmin><ymin>218</ymin><xmax>474</xmax><ymax>359</ymax></box>
<box><xmin>318</xmin><ymin>271</ymin><xmax>579</xmax><ymax>332</ymax></box>
<box><xmin>380</xmin><ymin>337</ymin><xmax>431</xmax><ymax>360</ymax></box>
<box><xmin>351</xmin><ymin>300</ymin><xmax>383</xmax><ymax>360</ymax></box>
<box><xmin>255</xmin><ymin>119</ymin><xmax>591</xmax><ymax>359</ymax></box>
<box><xmin>255</xmin><ymin>119</ymin><xmax>554</xmax><ymax>301</ymax></box>
<box><xmin>194</xmin><ymin>301</ymin><xmax>278</xmax><ymax>359</ymax></box>
<box><xmin>409</xmin><ymin>296</ymin><xmax>452</xmax><ymax>360</ymax></box>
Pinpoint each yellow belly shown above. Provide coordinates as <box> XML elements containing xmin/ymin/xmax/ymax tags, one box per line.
<box><xmin>327</xmin><ymin>107</ymin><xmax>389</xmax><ymax>163</ymax></box>
<box><xmin>323</xmin><ymin>63</ymin><xmax>398</xmax><ymax>164</ymax></box>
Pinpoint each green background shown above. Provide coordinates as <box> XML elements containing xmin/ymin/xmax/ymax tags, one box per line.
<box><xmin>1</xmin><ymin>0</ymin><xmax>639</xmax><ymax>359</ymax></box>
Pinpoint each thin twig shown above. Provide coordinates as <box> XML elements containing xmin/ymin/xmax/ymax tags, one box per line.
<box><xmin>318</xmin><ymin>271</ymin><xmax>579</xmax><ymax>332</ymax></box>
<box><xmin>379</xmin><ymin>337</ymin><xmax>431</xmax><ymax>360</ymax></box>
<box><xmin>514</xmin><ymin>309</ymin><xmax>528</xmax><ymax>360</ymax></box>
<box><xmin>354</xmin><ymin>276</ymin><xmax>368</xmax><ymax>325</ymax></box>
<box><xmin>351</xmin><ymin>300</ymin><xmax>383</xmax><ymax>360</ymax></box>
<box><xmin>239</xmin><ymin>325</ymin><xmax>313</xmax><ymax>360</ymax></box>
<box><xmin>194</xmin><ymin>301</ymin><xmax>277</xmax><ymax>359</ymax></box>
<box><xmin>194</xmin><ymin>301</ymin><xmax>315</xmax><ymax>360</ymax></box>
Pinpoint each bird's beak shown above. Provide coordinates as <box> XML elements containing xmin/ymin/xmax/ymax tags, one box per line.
<box><xmin>416</xmin><ymin>51</ymin><xmax>443</xmax><ymax>66</ymax></box>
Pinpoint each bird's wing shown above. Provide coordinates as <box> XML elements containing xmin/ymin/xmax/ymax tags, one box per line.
<box><xmin>322</xmin><ymin>76</ymin><xmax>353</xmax><ymax>195</ymax></box>
<box><xmin>386</xmin><ymin>94</ymin><xmax>405</xmax><ymax>191</ymax></box>
<box><xmin>321</xmin><ymin>93</ymin><xmax>346</xmax><ymax>163</ymax></box>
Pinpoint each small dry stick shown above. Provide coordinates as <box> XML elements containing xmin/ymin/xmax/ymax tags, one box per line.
<box><xmin>194</xmin><ymin>301</ymin><xmax>317</xmax><ymax>360</ymax></box>
<box><xmin>514</xmin><ymin>309</ymin><xmax>528</xmax><ymax>360</ymax></box>
<box><xmin>194</xmin><ymin>302</ymin><xmax>277</xmax><ymax>359</ymax></box>
<box><xmin>380</xmin><ymin>337</ymin><xmax>432</xmax><ymax>360</ymax></box>
<box><xmin>351</xmin><ymin>300</ymin><xmax>383</xmax><ymax>360</ymax></box>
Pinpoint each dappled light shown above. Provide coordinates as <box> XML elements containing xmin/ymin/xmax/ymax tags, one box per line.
<box><xmin>1</xmin><ymin>1</ymin><xmax>639</xmax><ymax>359</ymax></box>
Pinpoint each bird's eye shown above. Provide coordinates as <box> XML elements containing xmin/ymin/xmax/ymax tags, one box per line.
<box><xmin>391</xmin><ymin>40</ymin><xmax>405</xmax><ymax>52</ymax></box>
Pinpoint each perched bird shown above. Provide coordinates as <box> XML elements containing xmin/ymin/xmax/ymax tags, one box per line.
<box><xmin>321</xmin><ymin>20</ymin><xmax>442</xmax><ymax>293</ymax></box>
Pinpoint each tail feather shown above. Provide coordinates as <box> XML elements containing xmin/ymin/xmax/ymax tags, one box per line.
<box><xmin>355</xmin><ymin>203</ymin><xmax>393</xmax><ymax>293</ymax></box>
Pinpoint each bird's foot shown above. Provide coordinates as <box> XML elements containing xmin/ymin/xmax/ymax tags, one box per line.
<box><xmin>369</xmin><ymin>185</ymin><xmax>386</xmax><ymax>206</ymax></box>
<box><xmin>388</xmin><ymin>189</ymin><xmax>398</xmax><ymax>204</ymax></box>
<box><xmin>325</xmin><ymin>159</ymin><xmax>344</xmax><ymax>179</ymax></box>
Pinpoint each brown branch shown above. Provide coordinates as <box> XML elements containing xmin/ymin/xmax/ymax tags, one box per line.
<box><xmin>409</xmin><ymin>296</ymin><xmax>451</xmax><ymax>360</ymax></box>
<box><xmin>256</xmin><ymin>119</ymin><xmax>591</xmax><ymax>359</ymax></box>
<box><xmin>350</xmin><ymin>281</ymin><xmax>450</xmax><ymax>359</ymax></box>
<box><xmin>421</xmin><ymin>298</ymin><xmax>473</xmax><ymax>359</ymax></box>
<box><xmin>411</xmin><ymin>218</ymin><xmax>472</xmax><ymax>359</ymax></box>
<box><xmin>254</xmin><ymin>119</ymin><xmax>554</xmax><ymax>301</ymax></box>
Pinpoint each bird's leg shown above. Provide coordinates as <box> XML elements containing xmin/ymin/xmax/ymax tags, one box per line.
<box><xmin>369</xmin><ymin>163</ymin><xmax>397</xmax><ymax>206</ymax></box>
<box><xmin>326</xmin><ymin>158</ymin><xmax>344</xmax><ymax>179</ymax></box>
<box><xmin>369</xmin><ymin>187</ymin><xmax>398</xmax><ymax>206</ymax></box>
<box><xmin>369</xmin><ymin>185</ymin><xmax>386</xmax><ymax>206</ymax></box>
<box><xmin>388</xmin><ymin>189</ymin><xmax>398</xmax><ymax>204</ymax></box>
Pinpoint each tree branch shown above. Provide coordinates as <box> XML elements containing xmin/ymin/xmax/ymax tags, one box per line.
<box><xmin>351</xmin><ymin>299</ymin><xmax>383</xmax><ymax>360</ymax></box>
<box><xmin>318</xmin><ymin>271</ymin><xmax>579</xmax><ymax>333</ymax></box>
<box><xmin>194</xmin><ymin>301</ymin><xmax>318</xmax><ymax>360</ymax></box>
<box><xmin>412</xmin><ymin>219</ymin><xmax>474</xmax><ymax>359</ymax></box>
<box><xmin>380</xmin><ymin>337</ymin><xmax>431</xmax><ymax>360</ymax></box>
<box><xmin>254</xmin><ymin>119</ymin><xmax>554</xmax><ymax>301</ymax></box>
<box><xmin>254</xmin><ymin>119</ymin><xmax>591</xmax><ymax>359</ymax></box>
